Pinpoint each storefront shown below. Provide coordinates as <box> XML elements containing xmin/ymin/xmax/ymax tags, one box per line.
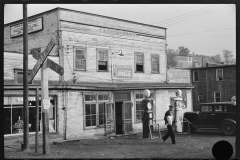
<box><xmin>4</xmin><ymin>96</ymin><xmax>57</xmax><ymax>135</ymax></box>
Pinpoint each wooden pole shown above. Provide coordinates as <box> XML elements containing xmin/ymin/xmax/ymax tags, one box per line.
<box><xmin>23</xmin><ymin>4</ymin><xmax>29</xmax><ymax>150</ymax></box>
<box><xmin>41</xmin><ymin>60</ymin><xmax>50</xmax><ymax>154</ymax></box>
<box><xmin>35</xmin><ymin>87</ymin><xmax>39</xmax><ymax>153</ymax></box>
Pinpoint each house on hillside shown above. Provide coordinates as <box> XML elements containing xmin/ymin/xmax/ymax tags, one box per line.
<box><xmin>4</xmin><ymin>8</ymin><xmax>194</xmax><ymax>139</ymax></box>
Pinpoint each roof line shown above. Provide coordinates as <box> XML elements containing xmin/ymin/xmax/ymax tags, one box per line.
<box><xmin>4</xmin><ymin>7</ymin><xmax>167</xmax><ymax>30</ymax></box>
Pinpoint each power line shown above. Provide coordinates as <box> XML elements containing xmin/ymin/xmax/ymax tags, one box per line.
<box><xmin>163</xmin><ymin>5</ymin><xmax>232</xmax><ymax>27</ymax></box>
<box><xmin>152</xmin><ymin>4</ymin><xmax>221</xmax><ymax>25</ymax></box>
<box><xmin>168</xmin><ymin>27</ymin><xmax>235</xmax><ymax>36</ymax></box>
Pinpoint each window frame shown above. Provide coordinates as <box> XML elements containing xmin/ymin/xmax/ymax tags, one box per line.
<box><xmin>198</xmin><ymin>94</ymin><xmax>203</xmax><ymax>102</ymax></box>
<box><xmin>216</xmin><ymin>69</ymin><xmax>223</xmax><ymax>81</ymax></box>
<box><xmin>193</xmin><ymin>70</ymin><xmax>199</xmax><ymax>82</ymax></box>
<box><xmin>151</xmin><ymin>53</ymin><xmax>160</xmax><ymax>74</ymax></box>
<box><xmin>14</xmin><ymin>69</ymin><xmax>32</xmax><ymax>84</ymax></box>
<box><xmin>96</xmin><ymin>48</ymin><xmax>109</xmax><ymax>72</ymax></box>
<box><xmin>73</xmin><ymin>46</ymin><xmax>87</xmax><ymax>71</ymax></box>
<box><xmin>135</xmin><ymin>91</ymin><xmax>144</xmax><ymax>123</ymax></box>
<box><xmin>83</xmin><ymin>93</ymin><xmax>110</xmax><ymax>129</ymax></box>
<box><xmin>134</xmin><ymin>52</ymin><xmax>144</xmax><ymax>73</ymax></box>
<box><xmin>214</xmin><ymin>92</ymin><xmax>221</xmax><ymax>102</ymax></box>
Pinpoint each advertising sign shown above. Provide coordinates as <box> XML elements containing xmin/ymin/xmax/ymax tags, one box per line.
<box><xmin>10</xmin><ymin>17</ymin><xmax>43</xmax><ymax>38</ymax></box>
<box><xmin>112</xmin><ymin>65</ymin><xmax>132</xmax><ymax>79</ymax></box>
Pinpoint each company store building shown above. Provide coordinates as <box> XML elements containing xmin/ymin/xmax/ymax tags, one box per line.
<box><xmin>4</xmin><ymin>8</ymin><xmax>194</xmax><ymax>139</ymax></box>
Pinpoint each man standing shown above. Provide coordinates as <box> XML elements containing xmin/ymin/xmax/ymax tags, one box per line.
<box><xmin>162</xmin><ymin>104</ymin><xmax>176</xmax><ymax>144</ymax></box>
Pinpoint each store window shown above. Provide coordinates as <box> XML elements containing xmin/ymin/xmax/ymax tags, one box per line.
<box><xmin>151</xmin><ymin>54</ymin><xmax>159</xmax><ymax>73</ymax></box>
<box><xmin>216</xmin><ymin>69</ymin><xmax>223</xmax><ymax>81</ymax></box>
<box><xmin>135</xmin><ymin>52</ymin><xmax>144</xmax><ymax>72</ymax></box>
<box><xmin>74</xmin><ymin>47</ymin><xmax>87</xmax><ymax>71</ymax></box>
<box><xmin>3</xmin><ymin>96</ymin><xmax>57</xmax><ymax>135</ymax></box>
<box><xmin>214</xmin><ymin>92</ymin><xmax>221</xmax><ymax>102</ymax></box>
<box><xmin>84</xmin><ymin>93</ymin><xmax>110</xmax><ymax>128</ymax></box>
<box><xmin>193</xmin><ymin>70</ymin><xmax>199</xmax><ymax>82</ymax></box>
<box><xmin>97</xmin><ymin>49</ymin><xmax>108</xmax><ymax>71</ymax></box>
<box><xmin>135</xmin><ymin>92</ymin><xmax>144</xmax><ymax>122</ymax></box>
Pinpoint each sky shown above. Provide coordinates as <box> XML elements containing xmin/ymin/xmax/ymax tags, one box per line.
<box><xmin>4</xmin><ymin>4</ymin><xmax>236</xmax><ymax>59</ymax></box>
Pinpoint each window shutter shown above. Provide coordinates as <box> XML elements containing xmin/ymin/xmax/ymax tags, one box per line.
<box><xmin>151</xmin><ymin>55</ymin><xmax>159</xmax><ymax>73</ymax></box>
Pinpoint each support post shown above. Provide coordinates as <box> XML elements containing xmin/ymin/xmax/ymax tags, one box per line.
<box><xmin>35</xmin><ymin>87</ymin><xmax>39</xmax><ymax>153</ymax></box>
<box><xmin>23</xmin><ymin>4</ymin><xmax>29</xmax><ymax>150</ymax></box>
<box><xmin>41</xmin><ymin>60</ymin><xmax>50</xmax><ymax>154</ymax></box>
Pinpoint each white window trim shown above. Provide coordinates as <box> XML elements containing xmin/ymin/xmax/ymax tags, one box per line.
<box><xmin>216</xmin><ymin>69</ymin><xmax>223</xmax><ymax>81</ymax></box>
<box><xmin>193</xmin><ymin>70</ymin><xmax>199</xmax><ymax>82</ymax></box>
<box><xmin>73</xmin><ymin>46</ymin><xmax>87</xmax><ymax>71</ymax></box>
<box><xmin>214</xmin><ymin>92</ymin><xmax>221</xmax><ymax>102</ymax></box>
<box><xmin>96</xmin><ymin>48</ymin><xmax>109</xmax><ymax>72</ymax></box>
<box><xmin>134</xmin><ymin>52</ymin><xmax>145</xmax><ymax>73</ymax></box>
<box><xmin>83</xmin><ymin>93</ymin><xmax>111</xmax><ymax>129</ymax></box>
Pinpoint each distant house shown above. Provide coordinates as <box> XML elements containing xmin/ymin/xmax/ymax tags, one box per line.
<box><xmin>175</xmin><ymin>55</ymin><xmax>193</xmax><ymax>68</ymax></box>
<box><xmin>191</xmin><ymin>64</ymin><xmax>236</xmax><ymax>111</ymax></box>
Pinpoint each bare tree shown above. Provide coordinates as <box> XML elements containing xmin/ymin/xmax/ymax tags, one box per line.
<box><xmin>222</xmin><ymin>49</ymin><xmax>234</xmax><ymax>64</ymax></box>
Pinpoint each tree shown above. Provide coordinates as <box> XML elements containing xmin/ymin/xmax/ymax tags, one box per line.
<box><xmin>167</xmin><ymin>49</ymin><xmax>177</xmax><ymax>68</ymax></box>
<box><xmin>222</xmin><ymin>49</ymin><xmax>234</xmax><ymax>64</ymax></box>
<box><xmin>210</xmin><ymin>54</ymin><xmax>221</xmax><ymax>64</ymax></box>
<box><xmin>178</xmin><ymin>46</ymin><xmax>190</xmax><ymax>56</ymax></box>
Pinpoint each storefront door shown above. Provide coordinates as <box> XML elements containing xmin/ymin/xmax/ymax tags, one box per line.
<box><xmin>122</xmin><ymin>101</ymin><xmax>132</xmax><ymax>134</ymax></box>
<box><xmin>105</xmin><ymin>102</ymin><xmax>115</xmax><ymax>135</ymax></box>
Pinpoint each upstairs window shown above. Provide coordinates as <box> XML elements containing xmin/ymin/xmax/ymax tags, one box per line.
<box><xmin>135</xmin><ymin>52</ymin><xmax>144</xmax><ymax>73</ymax></box>
<box><xmin>214</xmin><ymin>92</ymin><xmax>221</xmax><ymax>102</ymax></box>
<box><xmin>97</xmin><ymin>49</ymin><xmax>108</xmax><ymax>71</ymax></box>
<box><xmin>216</xmin><ymin>69</ymin><xmax>223</xmax><ymax>81</ymax></box>
<box><xmin>193</xmin><ymin>70</ymin><xmax>199</xmax><ymax>82</ymax></box>
<box><xmin>74</xmin><ymin>47</ymin><xmax>87</xmax><ymax>71</ymax></box>
<box><xmin>14</xmin><ymin>69</ymin><xmax>31</xmax><ymax>84</ymax></box>
<box><xmin>151</xmin><ymin>54</ymin><xmax>159</xmax><ymax>73</ymax></box>
<box><xmin>198</xmin><ymin>94</ymin><xmax>203</xmax><ymax>102</ymax></box>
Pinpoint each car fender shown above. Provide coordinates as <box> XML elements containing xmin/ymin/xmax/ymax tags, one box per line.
<box><xmin>220</xmin><ymin>119</ymin><xmax>236</xmax><ymax>127</ymax></box>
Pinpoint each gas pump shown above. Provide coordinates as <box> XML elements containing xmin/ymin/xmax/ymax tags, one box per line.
<box><xmin>141</xmin><ymin>89</ymin><xmax>154</xmax><ymax>138</ymax></box>
<box><xmin>174</xmin><ymin>89</ymin><xmax>185</xmax><ymax>133</ymax></box>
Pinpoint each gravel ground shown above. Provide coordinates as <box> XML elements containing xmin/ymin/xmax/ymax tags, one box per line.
<box><xmin>4</xmin><ymin>130</ymin><xmax>236</xmax><ymax>159</ymax></box>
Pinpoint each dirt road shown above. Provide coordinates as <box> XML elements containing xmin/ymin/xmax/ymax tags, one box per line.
<box><xmin>4</xmin><ymin>130</ymin><xmax>236</xmax><ymax>159</ymax></box>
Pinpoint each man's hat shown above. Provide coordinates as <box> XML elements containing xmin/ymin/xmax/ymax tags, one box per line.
<box><xmin>169</xmin><ymin>104</ymin><xmax>174</xmax><ymax>107</ymax></box>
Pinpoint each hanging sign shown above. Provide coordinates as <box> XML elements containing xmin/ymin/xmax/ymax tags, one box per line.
<box><xmin>10</xmin><ymin>17</ymin><xmax>43</xmax><ymax>38</ymax></box>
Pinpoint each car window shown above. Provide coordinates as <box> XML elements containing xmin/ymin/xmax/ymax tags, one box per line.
<box><xmin>215</xmin><ymin>105</ymin><xmax>222</xmax><ymax>112</ymax></box>
<box><xmin>201</xmin><ymin>105</ymin><xmax>212</xmax><ymax>112</ymax></box>
<box><xmin>223</xmin><ymin>105</ymin><xmax>227</xmax><ymax>112</ymax></box>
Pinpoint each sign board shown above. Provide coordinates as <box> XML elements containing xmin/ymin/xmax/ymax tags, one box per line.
<box><xmin>112</xmin><ymin>65</ymin><xmax>132</xmax><ymax>79</ymax></box>
<box><xmin>28</xmin><ymin>38</ymin><xmax>55</xmax><ymax>83</ymax></box>
<box><xmin>47</xmin><ymin>59</ymin><xmax>64</xmax><ymax>76</ymax></box>
<box><xmin>43</xmin><ymin>99</ymin><xmax>50</xmax><ymax>110</ymax></box>
<box><xmin>31</xmin><ymin>48</ymin><xmax>41</xmax><ymax>60</ymax></box>
<box><xmin>10</xmin><ymin>17</ymin><xmax>43</xmax><ymax>38</ymax></box>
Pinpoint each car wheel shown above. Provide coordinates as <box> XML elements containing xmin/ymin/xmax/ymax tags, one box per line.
<box><xmin>221</xmin><ymin>121</ymin><xmax>235</xmax><ymax>136</ymax></box>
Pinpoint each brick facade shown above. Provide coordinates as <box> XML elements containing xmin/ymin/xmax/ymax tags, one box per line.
<box><xmin>191</xmin><ymin>65</ymin><xmax>236</xmax><ymax>111</ymax></box>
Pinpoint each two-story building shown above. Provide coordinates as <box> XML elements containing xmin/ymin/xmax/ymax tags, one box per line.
<box><xmin>4</xmin><ymin>8</ymin><xmax>194</xmax><ymax>139</ymax></box>
<box><xmin>191</xmin><ymin>64</ymin><xmax>236</xmax><ymax>111</ymax></box>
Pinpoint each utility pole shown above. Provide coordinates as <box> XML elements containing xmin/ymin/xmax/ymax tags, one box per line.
<box><xmin>35</xmin><ymin>87</ymin><xmax>39</xmax><ymax>153</ymax></box>
<box><xmin>23</xmin><ymin>4</ymin><xmax>29</xmax><ymax>150</ymax></box>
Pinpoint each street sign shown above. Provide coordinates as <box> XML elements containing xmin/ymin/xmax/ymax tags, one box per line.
<box><xmin>28</xmin><ymin>38</ymin><xmax>55</xmax><ymax>82</ymax></box>
<box><xmin>47</xmin><ymin>59</ymin><xmax>64</xmax><ymax>76</ymax></box>
<box><xmin>43</xmin><ymin>99</ymin><xmax>50</xmax><ymax>110</ymax></box>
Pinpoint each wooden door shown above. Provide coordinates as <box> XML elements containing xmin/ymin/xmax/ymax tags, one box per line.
<box><xmin>122</xmin><ymin>102</ymin><xmax>132</xmax><ymax>134</ymax></box>
<box><xmin>105</xmin><ymin>102</ymin><xmax>115</xmax><ymax>135</ymax></box>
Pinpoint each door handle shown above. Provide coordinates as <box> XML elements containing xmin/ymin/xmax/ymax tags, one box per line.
<box><xmin>210</xmin><ymin>114</ymin><xmax>215</xmax><ymax>115</ymax></box>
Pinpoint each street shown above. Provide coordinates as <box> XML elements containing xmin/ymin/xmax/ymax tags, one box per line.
<box><xmin>4</xmin><ymin>130</ymin><xmax>236</xmax><ymax>159</ymax></box>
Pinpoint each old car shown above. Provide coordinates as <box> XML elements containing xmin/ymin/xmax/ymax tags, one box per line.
<box><xmin>183</xmin><ymin>102</ymin><xmax>236</xmax><ymax>136</ymax></box>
